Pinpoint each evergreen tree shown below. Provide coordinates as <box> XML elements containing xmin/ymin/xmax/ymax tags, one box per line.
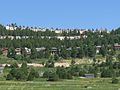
<box><xmin>71</xmin><ymin>47</ymin><xmax>78</xmax><ymax>58</ymax></box>
<box><xmin>61</xmin><ymin>47</ymin><xmax>67</xmax><ymax>59</ymax></box>
<box><xmin>71</xmin><ymin>59</ymin><xmax>76</xmax><ymax>66</ymax></box>
<box><xmin>30</xmin><ymin>48</ymin><xmax>37</xmax><ymax>59</ymax></box>
<box><xmin>99</xmin><ymin>46</ymin><xmax>107</xmax><ymax>57</ymax></box>
<box><xmin>7</xmin><ymin>47</ymin><xmax>16</xmax><ymax>58</ymax></box>
<box><xmin>77</xmin><ymin>47</ymin><xmax>84</xmax><ymax>58</ymax></box>
<box><xmin>54</xmin><ymin>53</ymin><xmax>59</xmax><ymax>61</ymax></box>
<box><xmin>87</xmin><ymin>45</ymin><xmax>95</xmax><ymax>57</ymax></box>
<box><xmin>117</xmin><ymin>54</ymin><xmax>120</xmax><ymax>62</ymax></box>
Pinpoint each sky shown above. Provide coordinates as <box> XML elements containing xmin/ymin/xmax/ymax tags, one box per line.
<box><xmin>0</xmin><ymin>0</ymin><xmax>120</xmax><ymax>30</ymax></box>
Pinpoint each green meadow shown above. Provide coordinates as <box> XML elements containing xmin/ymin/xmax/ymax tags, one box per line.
<box><xmin>0</xmin><ymin>78</ymin><xmax>119</xmax><ymax>90</ymax></box>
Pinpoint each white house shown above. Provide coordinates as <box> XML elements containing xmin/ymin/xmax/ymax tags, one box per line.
<box><xmin>6</xmin><ymin>25</ymin><xmax>17</xmax><ymax>30</ymax></box>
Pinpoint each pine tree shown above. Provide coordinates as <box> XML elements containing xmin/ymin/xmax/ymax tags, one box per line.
<box><xmin>30</xmin><ymin>48</ymin><xmax>37</xmax><ymax>59</ymax></box>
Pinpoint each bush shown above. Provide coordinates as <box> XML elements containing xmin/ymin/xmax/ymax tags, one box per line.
<box><xmin>27</xmin><ymin>72</ymin><xmax>34</xmax><ymax>81</ymax></box>
<box><xmin>15</xmin><ymin>69</ymin><xmax>27</xmax><ymax>80</ymax></box>
<box><xmin>27</xmin><ymin>68</ymin><xmax>39</xmax><ymax>81</ymax></box>
<box><xmin>66</xmin><ymin>73</ymin><xmax>73</xmax><ymax>79</ymax></box>
<box><xmin>112</xmin><ymin>78</ymin><xmax>119</xmax><ymax>84</ymax></box>
<box><xmin>43</xmin><ymin>70</ymin><xmax>50</xmax><ymax>78</ymax></box>
<box><xmin>6</xmin><ymin>64</ymin><xmax>38</xmax><ymax>81</ymax></box>
<box><xmin>69</xmin><ymin>66</ymin><xmax>80</xmax><ymax>77</ymax></box>
<box><xmin>41</xmin><ymin>61</ymin><xmax>45</xmax><ymax>66</ymax></box>
<box><xmin>43</xmin><ymin>70</ymin><xmax>59</xmax><ymax>81</ymax></box>
<box><xmin>79</xmin><ymin>69</ymin><xmax>87</xmax><ymax>76</ymax></box>
<box><xmin>71</xmin><ymin>59</ymin><xmax>75</xmax><ymax>65</ymax></box>
<box><xmin>101</xmin><ymin>68</ymin><xmax>113</xmax><ymax>78</ymax></box>
<box><xmin>10</xmin><ymin>68</ymin><xmax>18</xmax><ymax>77</ymax></box>
<box><xmin>10</xmin><ymin>62</ymin><xmax>18</xmax><ymax>68</ymax></box>
<box><xmin>6</xmin><ymin>74</ymin><xmax>13</xmax><ymax>80</ymax></box>
<box><xmin>45</xmin><ymin>60</ymin><xmax>54</xmax><ymax>68</ymax></box>
<box><xmin>21</xmin><ymin>62</ymin><xmax>27</xmax><ymax>69</ymax></box>
<box><xmin>47</xmin><ymin>72</ymin><xmax>59</xmax><ymax>81</ymax></box>
<box><xmin>56</xmin><ymin>67</ymin><xmax>67</xmax><ymax>79</ymax></box>
<box><xmin>9</xmin><ymin>67</ymin><xmax>28</xmax><ymax>81</ymax></box>
<box><xmin>22</xmin><ymin>56</ymin><xmax>32</xmax><ymax>63</ymax></box>
<box><xmin>54</xmin><ymin>54</ymin><xmax>59</xmax><ymax>61</ymax></box>
<box><xmin>5</xmin><ymin>64</ymin><xmax>9</xmax><ymax>68</ymax></box>
<box><xmin>56</xmin><ymin>67</ymin><xmax>72</xmax><ymax>79</ymax></box>
<box><xmin>14</xmin><ymin>55</ymin><xmax>22</xmax><ymax>60</ymax></box>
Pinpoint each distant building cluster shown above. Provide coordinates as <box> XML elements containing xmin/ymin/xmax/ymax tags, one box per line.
<box><xmin>3</xmin><ymin>23</ymin><xmax>110</xmax><ymax>41</ymax></box>
<box><xmin>1</xmin><ymin>43</ymin><xmax>120</xmax><ymax>57</ymax></box>
<box><xmin>5</xmin><ymin>23</ymin><xmax>109</xmax><ymax>34</ymax></box>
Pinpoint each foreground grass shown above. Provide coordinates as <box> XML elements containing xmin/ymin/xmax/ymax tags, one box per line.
<box><xmin>0</xmin><ymin>78</ymin><xmax>120</xmax><ymax>90</ymax></box>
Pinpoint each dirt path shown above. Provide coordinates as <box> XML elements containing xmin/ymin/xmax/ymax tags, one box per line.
<box><xmin>2</xmin><ymin>62</ymin><xmax>70</xmax><ymax>67</ymax></box>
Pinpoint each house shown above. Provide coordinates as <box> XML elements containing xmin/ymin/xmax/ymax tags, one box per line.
<box><xmin>96</xmin><ymin>46</ymin><xmax>102</xmax><ymax>54</ymax></box>
<box><xmin>80</xmin><ymin>30</ymin><xmax>87</xmax><ymax>35</ymax></box>
<box><xmin>50</xmin><ymin>47</ymin><xmax>60</xmax><ymax>54</ymax></box>
<box><xmin>24</xmin><ymin>47</ymin><xmax>31</xmax><ymax>55</ymax></box>
<box><xmin>76</xmin><ymin>47</ymin><xmax>80</xmax><ymax>49</ymax></box>
<box><xmin>0</xmin><ymin>65</ymin><xmax>4</xmax><ymax>74</ymax></box>
<box><xmin>15</xmin><ymin>36</ymin><xmax>21</xmax><ymax>39</ymax></box>
<box><xmin>6</xmin><ymin>24</ymin><xmax>17</xmax><ymax>30</ymax></box>
<box><xmin>66</xmin><ymin>47</ymin><xmax>72</xmax><ymax>51</ymax></box>
<box><xmin>114</xmin><ymin>43</ymin><xmax>120</xmax><ymax>50</ymax></box>
<box><xmin>36</xmin><ymin>47</ymin><xmax>46</xmax><ymax>52</ymax></box>
<box><xmin>8</xmin><ymin>36</ymin><xmax>14</xmax><ymax>40</ymax></box>
<box><xmin>84</xmin><ymin>74</ymin><xmax>95</xmax><ymax>78</ymax></box>
<box><xmin>55</xmin><ymin>30</ymin><xmax>62</xmax><ymax>34</ymax></box>
<box><xmin>2</xmin><ymin>48</ymin><xmax>8</xmax><ymax>56</ymax></box>
<box><xmin>15</xmin><ymin>48</ymin><xmax>21</xmax><ymax>55</ymax></box>
<box><xmin>0</xmin><ymin>36</ymin><xmax>6</xmax><ymax>39</ymax></box>
<box><xmin>57</xmin><ymin>36</ymin><xmax>65</xmax><ymax>40</ymax></box>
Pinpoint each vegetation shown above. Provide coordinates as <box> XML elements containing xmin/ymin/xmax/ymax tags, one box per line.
<box><xmin>112</xmin><ymin>77</ymin><xmax>119</xmax><ymax>84</ymax></box>
<box><xmin>6</xmin><ymin>62</ymin><xmax>39</xmax><ymax>81</ymax></box>
<box><xmin>1</xmin><ymin>24</ymin><xmax>120</xmax><ymax>89</ymax></box>
<box><xmin>0</xmin><ymin>78</ymin><xmax>120</xmax><ymax>90</ymax></box>
<box><xmin>0</xmin><ymin>24</ymin><xmax>120</xmax><ymax>60</ymax></box>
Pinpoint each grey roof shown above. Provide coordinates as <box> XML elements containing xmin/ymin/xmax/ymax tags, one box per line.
<box><xmin>51</xmin><ymin>47</ymin><xmax>57</xmax><ymax>50</ymax></box>
<box><xmin>84</xmin><ymin>74</ymin><xmax>95</xmax><ymax>78</ymax></box>
<box><xmin>0</xmin><ymin>67</ymin><xmax>4</xmax><ymax>70</ymax></box>
<box><xmin>66</xmin><ymin>48</ymin><xmax>72</xmax><ymax>51</ymax></box>
<box><xmin>96</xmin><ymin>46</ymin><xmax>102</xmax><ymax>48</ymax></box>
<box><xmin>36</xmin><ymin>47</ymin><xmax>46</xmax><ymax>51</ymax></box>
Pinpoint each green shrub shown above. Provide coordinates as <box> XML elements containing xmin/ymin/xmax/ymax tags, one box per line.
<box><xmin>43</xmin><ymin>70</ymin><xmax>51</xmax><ymax>78</ymax></box>
<box><xmin>47</xmin><ymin>72</ymin><xmax>59</xmax><ymax>81</ymax></box>
<box><xmin>27</xmin><ymin>68</ymin><xmax>39</xmax><ymax>81</ymax></box>
<box><xmin>14</xmin><ymin>55</ymin><xmax>22</xmax><ymax>60</ymax></box>
<box><xmin>112</xmin><ymin>78</ymin><xmax>119</xmax><ymax>84</ymax></box>
<box><xmin>10</xmin><ymin>62</ymin><xmax>18</xmax><ymax>68</ymax></box>
<box><xmin>4</xmin><ymin>64</ymin><xmax>9</xmax><ymax>68</ymax></box>
<box><xmin>6</xmin><ymin>74</ymin><xmax>13</xmax><ymax>80</ymax></box>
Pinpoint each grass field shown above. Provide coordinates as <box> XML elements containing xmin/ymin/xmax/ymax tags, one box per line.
<box><xmin>0</xmin><ymin>78</ymin><xmax>119</xmax><ymax>90</ymax></box>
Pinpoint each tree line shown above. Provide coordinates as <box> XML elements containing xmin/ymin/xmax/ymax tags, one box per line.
<box><xmin>0</xmin><ymin>24</ymin><xmax>120</xmax><ymax>60</ymax></box>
